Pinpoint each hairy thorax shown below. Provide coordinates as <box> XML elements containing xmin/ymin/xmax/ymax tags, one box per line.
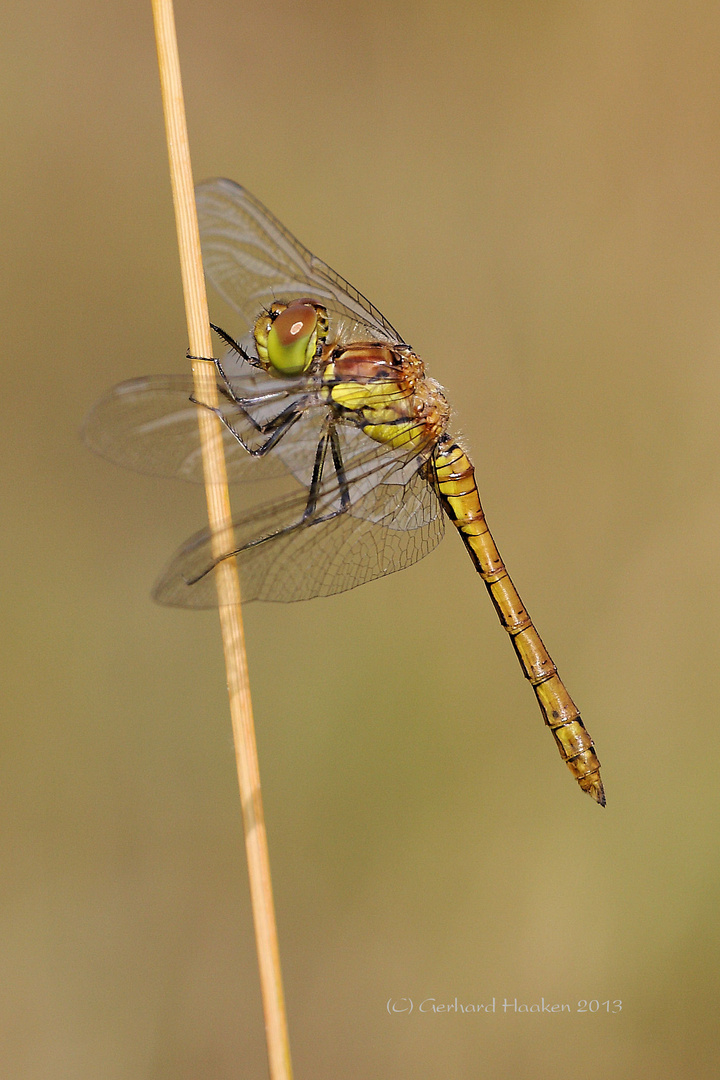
<box><xmin>320</xmin><ymin>342</ymin><xmax>450</xmax><ymax>453</ymax></box>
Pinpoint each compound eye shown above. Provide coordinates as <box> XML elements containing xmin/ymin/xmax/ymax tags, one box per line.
<box><xmin>267</xmin><ymin>302</ymin><xmax>318</xmax><ymax>375</ymax></box>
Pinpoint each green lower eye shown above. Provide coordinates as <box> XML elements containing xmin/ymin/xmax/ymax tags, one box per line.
<box><xmin>267</xmin><ymin>303</ymin><xmax>318</xmax><ymax>375</ymax></box>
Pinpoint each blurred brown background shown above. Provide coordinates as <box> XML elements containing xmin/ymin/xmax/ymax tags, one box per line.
<box><xmin>3</xmin><ymin>0</ymin><xmax>720</xmax><ymax>1076</ymax></box>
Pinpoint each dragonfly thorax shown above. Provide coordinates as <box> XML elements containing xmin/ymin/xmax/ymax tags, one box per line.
<box><xmin>321</xmin><ymin>342</ymin><xmax>450</xmax><ymax>453</ymax></box>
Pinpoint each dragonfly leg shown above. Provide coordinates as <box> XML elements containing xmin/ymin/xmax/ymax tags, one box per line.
<box><xmin>213</xmin><ymin>355</ymin><xmax>291</xmax><ymax>413</ymax></box>
<box><xmin>188</xmin><ymin>324</ymin><xmax>295</xmax><ymax>423</ymax></box>
<box><xmin>300</xmin><ymin>421</ymin><xmax>331</xmax><ymax>519</ymax></box>
<box><xmin>186</xmin><ymin>340</ymin><xmax>268</xmax><ymax>382</ymax></box>
<box><xmin>185</xmin><ymin>422</ymin><xmax>351</xmax><ymax>587</ymax></box>
<box><xmin>190</xmin><ymin>393</ymin><xmax>304</xmax><ymax>456</ymax></box>
<box><xmin>221</xmin><ymin>384</ymin><xmax>289</xmax><ymax>411</ymax></box>
<box><xmin>300</xmin><ymin>421</ymin><xmax>351</xmax><ymax>523</ymax></box>
<box><xmin>210</xmin><ymin>322</ymin><xmax>264</xmax><ymax>369</ymax></box>
<box><xmin>328</xmin><ymin>423</ymin><xmax>351</xmax><ymax>513</ymax></box>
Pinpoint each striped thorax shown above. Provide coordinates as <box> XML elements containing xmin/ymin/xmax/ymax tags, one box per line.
<box><xmin>320</xmin><ymin>342</ymin><xmax>450</xmax><ymax>453</ymax></box>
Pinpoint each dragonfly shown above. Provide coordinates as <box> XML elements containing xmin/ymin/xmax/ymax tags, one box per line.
<box><xmin>83</xmin><ymin>178</ymin><xmax>604</xmax><ymax>806</ymax></box>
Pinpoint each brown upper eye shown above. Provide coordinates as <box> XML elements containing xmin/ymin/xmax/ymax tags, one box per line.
<box><xmin>272</xmin><ymin>303</ymin><xmax>317</xmax><ymax>346</ymax></box>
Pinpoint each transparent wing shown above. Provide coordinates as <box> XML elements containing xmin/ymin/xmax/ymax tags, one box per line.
<box><xmin>82</xmin><ymin>369</ymin><xmax>319</xmax><ymax>485</ymax></box>
<box><xmin>82</xmin><ymin>347</ymin><xmax>437</xmax><ymax>518</ymax></box>
<box><xmin>153</xmin><ymin>455</ymin><xmax>444</xmax><ymax>607</ymax></box>
<box><xmin>196</xmin><ymin>178</ymin><xmax>405</xmax><ymax>346</ymax></box>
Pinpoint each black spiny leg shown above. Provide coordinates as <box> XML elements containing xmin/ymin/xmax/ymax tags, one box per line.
<box><xmin>299</xmin><ymin>421</ymin><xmax>351</xmax><ymax>526</ymax></box>
<box><xmin>329</xmin><ymin>423</ymin><xmax>351</xmax><ymax>513</ymax></box>
<box><xmin>210</xmin><ymin>322</ymin><xmax>262</xmax><ymax>370</ymax></box>
<box><xmin>188</xmin><ymin>322</ymin><xmax>314</xmax><ymax>454</ymax></box>
<box><xmin>185</xmin><ymin>421</ymin><xmax>352</xmax><ymax>587</ymax></box>
<box><xmin>190</xmin><ymin>393</ymin><xmax>305</xmax><ymax>456</ymax></box>
<box><xmin>209</xmin><ymin>323</ymin><xmax>293</xmax><ymax>409</ymax></box>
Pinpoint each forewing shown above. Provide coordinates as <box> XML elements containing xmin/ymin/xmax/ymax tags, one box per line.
<box><xmin>82</xmin><ymin>371</ymin><xmax>323</xmax><ymax>485</ymax></box>
<box><xmin>152</xmin><ymin>461</ymin><xmax>444</xmax><ymax>607</ymax></box>
<box><xmin>196</xmin><ymin>178</ymin><xmax>405</xmax><ymax>345</ymax></box>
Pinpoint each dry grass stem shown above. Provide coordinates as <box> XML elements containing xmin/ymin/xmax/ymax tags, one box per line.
<box><xmin>151</xmin><ymin>2</ymin><xmax>293</xmax><ymax>1076</ymax></box>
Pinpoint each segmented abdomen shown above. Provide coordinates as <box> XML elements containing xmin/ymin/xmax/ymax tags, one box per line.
<box><xmin>432</xmin><ymin>438</ymin><xmax>605</xmax><ymax>805</ymax></box>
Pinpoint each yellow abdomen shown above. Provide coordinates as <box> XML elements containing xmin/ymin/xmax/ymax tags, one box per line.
<box><xmin>433</xmin><ymin>438</ymin><xmax>605</xmax><ymax>805</ymax></box>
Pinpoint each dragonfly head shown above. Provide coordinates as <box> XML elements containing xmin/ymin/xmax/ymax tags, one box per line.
<box><xmin>254</xmin><ymin>299</ymin><xmax>328</xmax><ymax>377</ymax></box>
